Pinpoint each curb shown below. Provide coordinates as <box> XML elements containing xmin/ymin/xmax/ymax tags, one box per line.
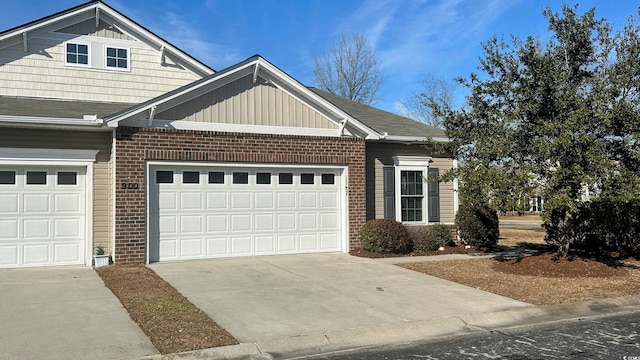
<box><xmin>136</xmin><ymin>294</ymin><xmax>640</xmax><ymax>360</ymax></box>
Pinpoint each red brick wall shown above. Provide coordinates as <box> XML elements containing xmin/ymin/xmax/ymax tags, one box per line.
<box><xmin>114</xmin><ymin>127</ymin><xmax>366</xmax><ymax>263</ymax></box>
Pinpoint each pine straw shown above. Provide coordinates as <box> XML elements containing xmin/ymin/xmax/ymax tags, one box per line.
<box><xmin>95</xmin><ymin>265</ymin><xmax>237</xmax><ymax>354</ymax></box>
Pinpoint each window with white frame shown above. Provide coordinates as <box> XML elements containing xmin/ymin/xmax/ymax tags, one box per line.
<box><xmin>65</xmin><ymin>42</ymin><xmax>89</xmax><ymax>66</ymax></box>
<box><xmin>106</xmin><ymin>47</ymin><xmax>129</xmax><ymax>69</ymax></box>
<box><xmin>386</xmin><ymin>156</ymin><xmax>440</xmax><ymax>224</ymax></box>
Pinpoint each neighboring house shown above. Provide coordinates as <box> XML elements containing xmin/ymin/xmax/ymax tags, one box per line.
<box><xmin>0</xmin><ymin>1</ymin><xmax>457</xmax><ymax>269</ymax></box>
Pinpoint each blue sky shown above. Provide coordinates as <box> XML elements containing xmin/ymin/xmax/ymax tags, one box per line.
<box><xmin>2</xmin><ymin>1</ymin><xmax>638</xmax><ymax>114</ymax></box>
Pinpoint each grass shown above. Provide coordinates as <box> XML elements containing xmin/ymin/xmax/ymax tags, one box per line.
<box><xmin>95</xmin><ymin>264</ymin><xmax>237</xmax><ymax>354</ymax></box>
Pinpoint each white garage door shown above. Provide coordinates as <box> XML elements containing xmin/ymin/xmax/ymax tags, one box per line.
<box><xmin>0</xmin><ymin>167</ymin><xmax>86</xmax><ymax>268</ymax></box>
<box><xmin>148</xmin><ymin>165</ymin><xmax>345</xmax><ymax>262</ymax></box>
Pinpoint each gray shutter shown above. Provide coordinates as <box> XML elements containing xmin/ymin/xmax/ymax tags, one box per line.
<box><xmin>427</xmin><ymin>168</ymin><xmax>440</xmax><ymax>222</ymax></box>
<box><xmin>383</xmin><ymin>167</ymin><xmax>395</xmax><ymax>219</ymax></box>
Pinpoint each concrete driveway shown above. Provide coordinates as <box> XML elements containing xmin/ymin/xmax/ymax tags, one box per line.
<box><xmin>0</xmin><ymin>267</ymin><xmax>158</xmax><ymax>360</ymax></box>
<box><xmin>151</xmin><ymin>253</ymin><xmax>534</xmax><ymax>353</ymax></box>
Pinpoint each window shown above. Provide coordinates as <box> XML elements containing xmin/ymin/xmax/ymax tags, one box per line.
<box><xmin>233</xmin><ymin>172</ymin><xmax>248</xmax><ymax>184</ymax></box>
<box><xmin>400</xmin><ymin>171</ymin><xmax>423</xmax><ymax>222</ymax></box>
<box><xmin>57</xmin><ymin>172</ymin><xmax>77</xmax><ymax>185</ymax></box>
<box><xmin>183</xmin><ymin>171</ymin><xmax>200</xmax><ymax>184</ymax></box>
<box><xmin>321</xmin><ymin>173</ymin><xmax>335</xmax><ymax>185</ymax></box>
<box><xmin>208</xmin><ymin>171</ymin><xmax>224</xmax><ymax>184</ymax></box>
<box><xmin>256</xmin><ymin>172</ymin><xmax>271</xmax><ymax>184</ymax></box>
<box><xmin>0</xmin><ymin>171</ymin><xmax>15</xmax><ymax>185</ymax></box>
<box><xmin>279</xmin><ymin>173</ymin><xmax>293</xmax><ymax>184</ymax></box>
<box><xmin>300</xmin><ymin>173</ymin><xmax>314</xmax><ymax>184</ymax></box>
<box><xmin>26</xmin><ymin>171</ymin><xmax>47</xmax><ymax>185</ymax></box>
<box><xmin>66</xmin><ymin>43</ymin><xmax>89</xmax><ymax>65</ymax></box>
<box><xmin>156</xmin><ymin>171</ymin><xmax>173</xmax><ymax>184</ymax></box>
<box><xmin>106</xmin><ymin>47</ymin><xmax>128</xmax><ymax>69</ymax></box>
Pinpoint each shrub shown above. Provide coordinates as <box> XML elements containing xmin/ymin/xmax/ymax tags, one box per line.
<box><xmin>360</xmin><ymin>219</ymin><xmax>413</xmax><ymax>254</ymax></box>
<box><xmin>455</xmin><ymin>204</ymin><xmax>499</xmax><ymax>248</ymax></box>
<box><xmin>407</xmin><ymin>224</ymin><xmax>454</xmax><ymax>251</ymax></box>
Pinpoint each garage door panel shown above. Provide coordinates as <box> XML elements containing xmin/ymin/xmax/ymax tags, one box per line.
<box><xmin>231</xmin><ymin>214</ymin><xmax>251</xmax><ymax>231</ymax></box>
<box><xmin>206</xmin><ymin>237</ymin><xmax>227</xmax><ymax>256</ymax></box>
<box><xmin>152</xmin><ymin>166</ymin><xmax>344</xmax><ymax>262</ymax></box>
<box><xmin>299</xmin><ymin>234</ymin><xmax>318</xmax><ymax>251</ymax></box>
<box><xmin>180</xmin><ymin>238</ymin><xmax>204</xmax><ymax>257</ymax></box>
<box><xmin>0</xmin><ymin>220</ymin><xmax>19</xmax><ymax>239</ymax></box>
<box><xmin>23</xmin><ymin>219</ymin><xmax>50</xmax><ymax>238</ymax></box>
<box><xmin>54</xmin><ymin>243</ymin><xmax>81</xmax><ymax>262</ymax></box>
<box><xmin>23</xmin><ymin>244</ymin><xmax>49</xmax><ymax>264</ymax></box>
<box><xmin>207</xmin><ymin>214</ymin><xmax>227</xmax><ymax>232</ymax></box>
<box><xmin>206</xmin><ymin>192</ymin><xmax>227</xmax><ymax>209</ymax></box>
<box><xmin>181</xmin><ymin>215</ymin><xmax>203</xmax><ymax>233</ymax></box>
<box><xmin>0</xmin><ymin>246</ymin><xmax>18</xmax><ymax>265</ymax></box>
<box><xmin>255</xmin><ymin>236</ymin><xmax>275</xmax><ymax>253</ymax></box>
<box><xmin>231</xmin><ymin>192</ymin><xmax>251</xmax><ymax>209</ymax></box>
<box><xmin>159</xmin><ymin>192</ymin><xmax>177</xmax><ymax>210</ymax></box>
<box><xmin>54</xmin><ymin>218</ymin><xmax>81</xmax><ymax>237</ymax></box>
<box><xmin>54</xmin><ymin>193</ymin><xmax>81</xmax><ymax>212</ymax></box>
<box><xmin>0</xmin><ymin>194</ymin><xmax>18</xmax><ymax>213</ymax></box>
<box><xmin>23</xmin><ymin>194</ymin><xmax>50</xmax><ymax>213</ymax></box>
<box><xmin>231</xmin><ymin>237</ymin><xmax>251</xmax><ymax>254</ymax></box>
<box><xmin>180</xmin><ymin>192</ymin><xmax>203</xmax><ymax>210</ymax></box>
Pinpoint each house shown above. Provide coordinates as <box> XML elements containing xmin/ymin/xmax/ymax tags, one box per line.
<box><xmin>0</xmin><ymin>1</ymin><xmax>457</xmax><ymax>268</ymax></box>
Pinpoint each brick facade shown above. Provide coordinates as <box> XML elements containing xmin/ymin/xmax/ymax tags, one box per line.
<box><xmin>114</xmin><ymin>126</ymin><xmax>366</xmax><ymax>263</ymax></box>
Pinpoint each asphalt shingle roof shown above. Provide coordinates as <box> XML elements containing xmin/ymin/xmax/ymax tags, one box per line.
<box><xmin>0</xmin><ymin>96</ymin><xmax>134</xmax><ymax>119</ymax></box>
<box><xmin>309</xmin><ymin>87</ymin><xmax>446</xmax><ymax>139</ymax></box>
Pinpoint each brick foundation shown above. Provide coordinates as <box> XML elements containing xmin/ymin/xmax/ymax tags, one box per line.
<box><xmin>114</xmin><ymin>127</ymin><xmax>366</xmax><ymax>263</ymax></box>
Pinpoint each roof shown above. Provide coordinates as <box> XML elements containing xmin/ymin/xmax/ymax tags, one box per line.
<box><xmin>0</xmin><ymin>0</ymin><xmax>214</xmax><ymax>76</ymax></box>
<box><xmin>309</xmin><ymin>87</ymin><xmax>447</xmax><ymax>140</ymax></box>
<box><xmin>0</xmin><ymin>96</ymin><xmax>133</xmax><ymax>118</ymax></box>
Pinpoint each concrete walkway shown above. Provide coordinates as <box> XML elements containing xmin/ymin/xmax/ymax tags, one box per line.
<box><xmin>0</xmin><ymin>267</ymin><xmax>158</xmax><ymax>360</ymax></box>
<box><xmin>150</xmin><ymin>253</ymin><xmax>533</xmax><ymax>358</ymax></box>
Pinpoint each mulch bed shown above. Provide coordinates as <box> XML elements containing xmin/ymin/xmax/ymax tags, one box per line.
<box><xmin>95</xmin><ymin>265</ymin><xmax>237</xmax><ymax>354</ymax></box>
<box><xmin>350</xmin><ymin>245</ymin><xmax>494</xmax><ymax>258</ymax></box>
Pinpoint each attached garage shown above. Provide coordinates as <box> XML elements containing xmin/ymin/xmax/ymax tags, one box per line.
<box><xmin>147</xmin><ymin>163</ymin><xmax>347</xmax><ymax>262</ymax></box>
<box><xmin>0</xmin><ymin>165</ymin><xmax>89</xmax><ymax>268</ymax></box>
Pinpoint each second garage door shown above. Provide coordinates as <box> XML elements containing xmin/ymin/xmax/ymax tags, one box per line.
<box><xmin>148</xmin><ymin>164</ymin><xmax>345</xmax><ymax>262</ymax></box>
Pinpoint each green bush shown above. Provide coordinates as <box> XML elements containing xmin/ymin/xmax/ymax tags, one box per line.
<box><xmin>407</xmin><ymin>224</ymin><xmax>454</xmax><ymax>251</ymax></box>
<box><xmin>455</xmin><ymin>204</ymin><xmax>499</xmax><ymax>248</ymax></box>
<box><xmin>360</xmin><ymin>219</ymin><xmax>413</xmax><ymax>254</ymax></box>
<box><xmin>546</xmin><ymin>198</ymin><xmax>640</xmax><ymax>256</ymax></box>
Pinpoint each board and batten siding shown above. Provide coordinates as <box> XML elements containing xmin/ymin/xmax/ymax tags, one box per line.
<box><xmin>0</xmin><ymin>128</ymin><xmax>113</xmax><ymax>254</ymax></box>
<box><xmin>365</xmin><ymin>142</ymin><xmax>456</xmax><ymax>223</ymax></box>
<box><xmin>54</xmin><ymin>18</ymin><xmax>133</xmax><ymax>40</ymax></box>
<box><xmin>156</xmin><ymin>74</ymin><xmax>338</xmax><ymax>129</ymax></box>
<box><xmin>0</xmin><ymin>37</ymin><xmax>200</xmax><ymax>103</ymax></box>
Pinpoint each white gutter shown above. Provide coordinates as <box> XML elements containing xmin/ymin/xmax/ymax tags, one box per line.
<box><xmin>382</xmin><ymin>135</ymin><xmax>450</xmax><ymax>142</ymax></box>
<box><xmin>0</xmin><ymin>114</ymin><xmax>104</xmax><ymax>127</ymax></box>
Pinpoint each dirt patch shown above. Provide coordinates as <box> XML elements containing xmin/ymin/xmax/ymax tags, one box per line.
<box><xmin>498</xmin><ymin>228</ymin><xmax>546</xmax><ymax>247</ymax></box>
<box><xmin>350</xmin><ymin>245</ymin><xmax>493</xmax><ymax>258</ymax></box>
<box><xmin>95</xmin><ymin>265</ymin><xmax>237</xmax><ymax>354</ymax></box>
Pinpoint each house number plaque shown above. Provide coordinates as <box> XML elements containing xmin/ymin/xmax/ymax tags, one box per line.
<box><xmin>121</xmin><ymin>182</ymin><xmax>140</xmax><ymax>190</ymax></box>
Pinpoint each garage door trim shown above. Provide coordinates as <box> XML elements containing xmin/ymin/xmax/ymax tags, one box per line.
<box><xmin>145</xmin><ymin>161</ymin><xmax>349</xmax><ymax>263</ymax></box>
<box><xmin>0</xmin><ymin>147</ymin><xmax>98</xmax><ymax>267</ymax></box>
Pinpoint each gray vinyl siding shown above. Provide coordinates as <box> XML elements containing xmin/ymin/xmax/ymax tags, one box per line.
<box><xmin>54</xmin><ymin>18</ymin><xmax>133</xmax><ymax>40</ymax></box>
<box><xmin>0</xmin><ymin>37</ymin><xmax>200</xmax><ymax>103</ymax></box>
<box><xmin>156</xmin><ymin>74</ymin><xmax>338</xmax><ymax>129</ymax></box>
<box><xmin>0</xmin><ymin>128</ymin><xmax>113</xmax><ymax>253</ymax></box>
<box><xmin>365</xmin><ymin>142</ymin><xmax>456</xmax><ymax>223</ymax></box>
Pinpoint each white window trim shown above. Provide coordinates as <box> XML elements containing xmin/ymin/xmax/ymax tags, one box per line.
<box><xmin>393</xmin><ymin>156</ymin><xmax>431</xmax><ymax>224</ymax></box>
<box><xmin>104</xmin><ymin>45</ymin><xmax>130</xmax><ymax>71</ymax></box>
<box><xmin>64</xmin><ymin>41</ymin><xmax>91</xmax><ymax>68</ymax></box>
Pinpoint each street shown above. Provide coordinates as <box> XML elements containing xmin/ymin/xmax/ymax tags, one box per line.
<box><xmin>307</xmin><ymin>311</ymin><xmax>640</xmax><ymax>359</ymax></box>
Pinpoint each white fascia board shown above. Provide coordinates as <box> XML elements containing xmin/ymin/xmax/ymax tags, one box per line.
<box><xmin>0</xmin><ymin>6</ymin><xmax>93</xmax><ymax>42</ymax></box>
<box><xmin>106</xmin><ymin>64</ymin><xmax>255</xmax><ymax>127</ymax></box>
<box><xmin>0</xmin><ymin>115</ymin><xmax>104</xmax><ymax>127</ymax></box>
<box><xmin>255</xmin><ymin>59</ymin><xmax>380</xmax><ymax>140</ymax></box>
<box><xmin>121</xmin><ymin>118</ymin><xmax>342</xmax><ymax>137</ymax></box>
<box><xmin>382</xmin><ymin>135</ymin><xmax>450</xmax><ymax>142</ymax></box>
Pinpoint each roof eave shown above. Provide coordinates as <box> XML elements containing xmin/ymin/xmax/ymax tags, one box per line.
<box><xmin>0</xmin><ymin>114</ymin><xmax>107</xmax><ymax>130</ymax></box>
<box><xmin>374</xmin><ymin>135</ymin><xmax>450</xmax><ymax>143</ymax></box>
